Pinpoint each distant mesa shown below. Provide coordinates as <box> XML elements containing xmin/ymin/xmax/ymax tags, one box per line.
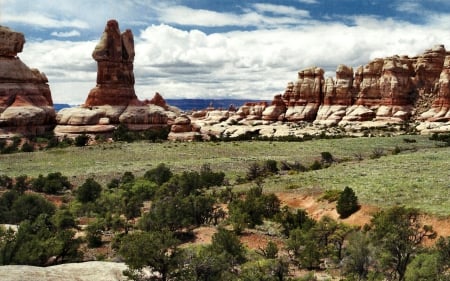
<box><xmin>55</xmin><ymin>20</ymin><xmax>177</xmax><ymax>136</ymax></box>
<box><xmin>0</xmin><ymin>25</ymin><xmax>56</xmax><ymax>137</ymax></box>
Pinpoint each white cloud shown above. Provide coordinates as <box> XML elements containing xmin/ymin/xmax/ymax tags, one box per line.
<box><xmin>157</xmin><ymin>4</ymin><xmax>311</xmax><ymax>28</ymax></box>
<box><xmin>298</xmin><ymin>0</ymin><xmax>318</xmax><ymax>4</ymax></box>
<box><xmin>51</xmin><ymin>30</ymin><xmax>81</xmax><ymax>38</ymax></box>
<box><xmin>8</xmin><ymin>1</ymin><xmax>450</xmax><ymax>104</ymax></box>
<box><xmin>252</xmin><ymin>3</ymin><xmax>310</xmax><ymax>17</ymax></box>
<box><xmin>2</xmin><ymin>12</ymin><xmax>89</xmax><ymax>29</ymax></box>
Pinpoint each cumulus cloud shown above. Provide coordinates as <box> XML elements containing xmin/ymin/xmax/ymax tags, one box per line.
<box><xmin>6</xmin><ymin>0</ymin><xmax>450</xmax><ymax>104</ymax></box>
<box><xmin>129</xmin><ymin>18</ymin><xmax>450</xmax><ymax>102</ymax></box>
<box><xmin>2</xmin><ymin>12</ymin><xmax>89</xmax><ymax>29</ymax></box>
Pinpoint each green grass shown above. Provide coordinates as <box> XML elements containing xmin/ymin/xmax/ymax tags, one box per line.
<box><xmin>0</xmin><ymin>135</ymin><xmax>448</xmax><ymax>215</ymax></box>
<box><xmin>262</xmin><ymin>147</ymin><xmax>450</xmax><ymax>216</ymax></box>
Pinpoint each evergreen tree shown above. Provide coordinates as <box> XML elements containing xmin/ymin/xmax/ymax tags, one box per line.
<box><xmin>336</xmin><ymin>186</ymin><xmax>359</xmax><ymax>218</ymax></box>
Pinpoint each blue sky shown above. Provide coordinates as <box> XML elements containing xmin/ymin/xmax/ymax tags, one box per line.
<box><xmin>2</xmin><ymin>0</ymin><xmax>450</xmax><ymax>104</ymax></box>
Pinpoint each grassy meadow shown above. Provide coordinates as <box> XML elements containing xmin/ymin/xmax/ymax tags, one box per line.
<box><xmin>1</xmin><ymin>134</ymin><xmax>449</xmax><ymax>215</ymax></box>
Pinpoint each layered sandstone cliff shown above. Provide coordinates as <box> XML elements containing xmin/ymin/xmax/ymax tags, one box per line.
<box><xmin>0</xmin><ymin>26</ymin><xmax>55</xmax><ymax>136</ymax></box>
<box><xmin>259</xmin><ymin>45</ymin><xmax>450</xmax><ymax>127</ymax></box>
<box><xmin>55</xmin><ymin>20</ymin><xmax>175</xmax><ymax>136</ymax></box>
<box><xmin>191</xmin><ymin>45</ymin><xmax>450</xmax><ymax>139</ymax></box>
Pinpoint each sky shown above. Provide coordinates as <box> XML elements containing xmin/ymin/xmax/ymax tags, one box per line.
<box><xmin>2</xmin><ymin>0</ymin><xmax>450</xmax><ymax>104</ymax></box>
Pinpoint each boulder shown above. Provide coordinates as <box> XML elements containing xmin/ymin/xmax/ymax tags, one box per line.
<box><xmin>0</xmin><ymin>261</ymin><xmax>127</xmax><ymax>281</ymax></box>
<box><xmin>0</xmin><ymin>25</ymin><xmax>55</xmax><ymax>137</ymax></box>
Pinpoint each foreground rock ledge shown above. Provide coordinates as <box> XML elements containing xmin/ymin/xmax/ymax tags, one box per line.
<box><xmin>0</xmin><ymin>261</ymin><xmax>127</xmax><ymax>281</ymax></box>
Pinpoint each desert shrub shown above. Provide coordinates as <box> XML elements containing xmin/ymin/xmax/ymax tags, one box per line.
<box><xmin>309</xmin><ymin>160</ymin><xmax>322</xmax><ymax>170</ymax></box>
<box><xmin>430</xmin><ymin>132</ymin><xmax>450</xmax><ymax>146</ymax></box>
<box><xmin>20</xmin><ymin>142</ymin><xmax>34</xmax><ymax>152</ymax></box>
<box><xmin>85</xmin><ymin>219</ymin><xmax>105</xmax><ymax>248</ymax></box>
<box><xmin>370</xmin><ymin>148</ymin><xmax>385</xmax><ymax>159</ymax></box>
<box><xmin>142</xmin><ymin>127</ymin><xmax>170</xmax><ymax>142</ymax></box>
<box><xmin>321</xmin><ymin>151</ymin><xmax>334</xmax><ymax>165</ymax></box>
<box><xmin>199</xmin><ymin>163</ymin><xmax>225</xmax><ymax>187</ymax></box>
<box><xmin>392</xmin><ymin>145</ymin><xmax>402</xmax><ymax>155</ymax></box>
<box><xmin>336</xmin><ymin>186</ymin><xmax>359</xmax><ymax>218</ymax></box>
<box><xmin>403</xmin><ymin>138</ymin><xmax>417</xmax><ymax>143</ymax></box>
<box><xmin>229</xmin><ymin>186</ymin><xmax>280</xmax><ymax>229</ymax></box>
<box><xmin>76</xmin><ymin>178</ymin><xmax>102</xmax><ymax>203</ymax></box>
<box><xmin>280</xmin><ymin>160</ymin><xmax>306</xmax><ymax>172</ymax></box>
<box><xmin>0</xmin><ymin>175</ymin><xmax>13</xmax><ymax>189</ymax></box>
<box><xmin>31</xmin><ymin>172</ymin><xmax>71</xmax><ymax>194</ymax></box>
<box><xmin>320</xmin><ymin>189</ymin><xmax>342</xmax><ymax>202</ymax></box>
<box><xmin>246</xmin><ymin>162</ymin><xmax>264</xmax><ymax>181</ymax></box>
<box><xmin>13</xmin><ymin>175</ymin><xmax>30</xmax><ymax>194</ymax></box>
<box><xmin>74</xmin><ymin>134</ymin><xmax>90</xmax><ymax>147</ymax></box>
<box><xmin>144</xmin><ymin>163</ymin><xmax>173</xmax><ymax>186</ymax></box>
<box><xmin>112</xmin><ymin>124</ymin><xmax>135</xmax><ymax>142</ymax></box>
<box><xmin>264</xmin><ymin>159</ymin><xmax>279</xmax><ymax>174</ymax></box>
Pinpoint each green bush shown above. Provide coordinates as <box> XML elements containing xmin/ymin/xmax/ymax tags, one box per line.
<box><xmin>20</xmin><ymin>142</ymin><xmax>34</xmax><ymax>152</ymax></box>
<box><xmin>74</xmin><ymin>134</ymin><xmax>90</xmax><ymax>147</ymax></box>
<box><xmin>336</xmin><ymin>186</ymin><xmax>359</xmax><ymax>218</ymax></box>
<box><xmin>264</xmin><ymin>159</ymin><xmax>279</xmax><ymax>174</ymax></box>
<box><xmin>321</xmin><ymin>151</ymin><xmax>334</xmax><ymax>165</ymax></box>
<box><xmin>309</xmin><ymin>160</ymin><xmax>322</xmax><ymax>170</ymax></box>
<box><xmin>320</xmin><ymin>189</ymin><xmax>342</xmax><ymax>202</ymax></box>
<box><xmin>144</xmin><ymin>163</ymin><xmax>173</xmax><ymax>186</ymax></box>
<box><xmin>76</xmin><ymin>178</ymin><xmax>102</xmax><ymax>203</ymax></box>
<box><xmin>31</xmin><ymin>172</ymin><xmax>71</xmax><ymax>194</ymax></box>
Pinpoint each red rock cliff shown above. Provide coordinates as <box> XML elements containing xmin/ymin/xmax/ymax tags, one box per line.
<box><xmin>0</xmin><ymin>26</ymin><xmax>55</xmax><ymax>136</ymax></box>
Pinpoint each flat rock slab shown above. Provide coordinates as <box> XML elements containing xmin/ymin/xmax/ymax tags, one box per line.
<box><xmin>0</xmin><ymin>261</ymin><xmax>127</xmax><ymax>281</ymax></box>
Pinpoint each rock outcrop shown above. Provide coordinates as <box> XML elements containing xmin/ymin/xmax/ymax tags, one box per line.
<box><xmin>283</xmin><ymin>67</ymin><xmax>324</xmax><ymax>122</ymax></box>
<box><xmin>167</xmin><ymin>115</ymin><xmax>201</xmax><ymax>141</ymax></box>
<box><xmin>0</xmin><ymin>26</ymin><xmax>55</xmax><ymax>136</ymax></box>
<box><xmin>263</xmin><ymin>45</ymin><xmax>450</xmax><ymax>126</ymax></box>
<box><xmin>55</xmin><ymin>20</ymin><xmax>174</xmax><ymax>136</ymax></box>
<box><xmin>189</xmin><ymin>45</ymin><xmax>450</xmax><ymax>139</ymax></box>
<box><xmin>0</xmin><ymin>261</ymin><xmax>127</xmax><ymax>281</ymax></box>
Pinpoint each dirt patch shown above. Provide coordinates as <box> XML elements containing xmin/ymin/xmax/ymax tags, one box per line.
<box><xmin>275</xmin><ymin>191</ymin><xmax>450</xmax><ymax>239</ymax></box>
<box><xmin>184</xmin><ymin>226</ymin><xmax>217</xmax><ymax>246</ymax></box>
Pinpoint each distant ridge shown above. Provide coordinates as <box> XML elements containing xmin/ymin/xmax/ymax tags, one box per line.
<box><xmin>54</xmin><ymin>104</ymin><xmax>72</xmax><ymax>111</ymax></box>
<box><xmin>165</xmin><ymin>99</ymin><xmax>269</xmax><ymax>111</ymax></box>
<box><xmin>53</xmin><ymin>100</ymin><xmax>271</xmax><ymax>112</ymax></box>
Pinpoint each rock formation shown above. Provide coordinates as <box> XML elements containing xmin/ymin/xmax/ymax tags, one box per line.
<box><xmin>0</xmin><ymin>26</ymin><xmax>55</xmax><ymax>136</ymax></box>
<box><xmin>0</xmin><ymin>261</ymin><xmax>127</xmax><ymax>281</ymax></box>
<box><xmin>55</xmin><ymin>20</ymin><xmax>175</xmax><ymax>136</ymax></box>
<box><xmin>261</xmin><ymin>45</ymin><xmax>450</xmax><ymax>127</ymax></box>
<box><xmin>167</xmin><ymin>115</ymin><xmax>201</xmax><ymax>141</ymax></box>
<box><xmin>190</xmin><ymin>44</ymin><xmax>450</xmax><ymax>139</ymax></box>
<box><xmin>283</xmin><ymin>67</ymin><xmax>324</xmax><ymax>122</ymax></box>
<box><xmin>420</xmin><ymin>54</ymin><xmax>450</xmax><ymax>121</ymax></box>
